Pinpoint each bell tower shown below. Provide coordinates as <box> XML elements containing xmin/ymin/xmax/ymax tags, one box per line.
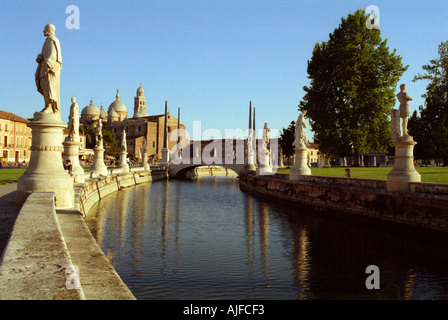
<box><xmin>134</xmin><ymin>83</ymin><xmax>147</xmax><ymax>118</ymax></box>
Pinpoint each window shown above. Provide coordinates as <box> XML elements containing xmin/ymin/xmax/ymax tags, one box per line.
<box><xmin>137</xmin><ymin>125</ymin><xmax>142</xmax><ymax>133</ymax></box>
<box><xmin>113</xmin><ymin>128</ymin><xmax>117</xmax><ymax>134</ymax></box>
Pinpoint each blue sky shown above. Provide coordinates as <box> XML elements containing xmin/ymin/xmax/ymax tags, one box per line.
<box><xmin>0</xmin><ymin>0</ymin><xmax>447</xmax><ymax>139</ymax></box>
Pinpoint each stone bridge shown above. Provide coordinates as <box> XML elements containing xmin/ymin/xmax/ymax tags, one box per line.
<box><xmin>168</xmin><ymin>158</ymin><xmax>246</xmax><ymax>178</ymax></box>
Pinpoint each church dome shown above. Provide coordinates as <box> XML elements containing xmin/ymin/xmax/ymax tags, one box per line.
<box><xmin>81</xmin><ymin>100</ymin><xmax>100</xmax><ymax>116</ymax></box>
<box><xmin>108</xmin><ymin>89</ymin><xmax>127</xmax><ymax>113</ymax></box>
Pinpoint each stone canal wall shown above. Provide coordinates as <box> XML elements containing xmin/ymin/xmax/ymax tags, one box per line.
<box><xmin>80</xmin><ymin>168</ymin><xmax>167</xmax><ymax>217</ymax></box>
<box><xmin>239</xmin><ymin>172</ymin><xmax>448</xmax><ymax>232</ymax></box>
<box><xmin>0</xmin><ymin>168</ymin><xmax>167</xmax><ymax>300</ymax></box>
<box><xmin>0</xmin><ymin>192</ymin><xmax>85</xmax><ymax>300</ymax></box>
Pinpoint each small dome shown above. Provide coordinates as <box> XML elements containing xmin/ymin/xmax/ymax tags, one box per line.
<box><xmin>100</xmin><ymin>105</ymin><xmax>107</xmax><ymax>119</ymax></box>
<box><xmin>110</xmin><ymin>108</ymin><xmax>119</xmax><ymax>118</ymax></box>
<box><xmin>108</xmin><ymin>89</ymin><xmax>127</xmax><ymax>113</ymax></box>
<box><xmin>135</xmin><ymin>110</ymin><xmax>150</xmax><ymax>117</ymax></box>
<box><xmin>137</xmin><ymin>84</ymin><xmax>144</xmax><ymax>95</ymax></box>
<box><xmin>81</xmin><ymin>100</ymin><xmax>100</xmax><ymax>116</ymax></box>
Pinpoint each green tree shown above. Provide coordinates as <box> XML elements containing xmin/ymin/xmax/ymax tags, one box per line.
<box><xmin>80</xmin><ymin>120</ymin><xmax>119</xmax><ymax>158</ymax></box>
<box><xmin>279</xmin><ymin>121</ymin><xmax>295</xmax><ymax>166</ymax></box>
<box><xmin>299</xmin><ymin>9</ymin><xmax>408</xmax><ymax>166</ymax></box>
<box><xmin>79</xmin><ymin>120</ymin><xmax>97</xmax><ymax>149</ymax></box>
<box><xmin>103</xmin><ymin>129</ymin><xmax>119</xmax><ymax>158</ymax></box>
<box><xmin>409</xmin><ymin>41</ymin><xmax>448</xmax><ymax>166</ymax></box>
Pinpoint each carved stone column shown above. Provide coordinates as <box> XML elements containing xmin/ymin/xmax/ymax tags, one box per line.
<box><xmin>16</xmin><ymin>112</ymin><xmax>74</xmax><ymax>208</ymax></box>
<box><xmin>63</xmin><ymin>140</ymin><xmax>85</xmax><ymax>183</ymax></box>
<box><xmin>387</xmin><ymin>134</ymin><xmax>421</xmax><ymax>191</ymax></box>
<box><xmin>290</xmin><ymin>146</ymin><xmax>311</xmax><ymax>180</ymax></box>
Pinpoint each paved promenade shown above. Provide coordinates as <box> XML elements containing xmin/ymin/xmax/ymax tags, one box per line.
<box><xmin>0</xmin><ymin>183</ymin><xmax>20</xmax><ymax>258</ymax></box>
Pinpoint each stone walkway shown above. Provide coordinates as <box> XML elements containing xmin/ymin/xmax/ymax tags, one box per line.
<box><xmin>0</xmin><ymin>182</ymin><xmax>20</xmax><ymax>259</ymax></box>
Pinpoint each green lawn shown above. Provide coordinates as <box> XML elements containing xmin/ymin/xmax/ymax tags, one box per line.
<box><xmin>277</xmin><ymin>166</ymin><xmax>448</xmax><ymax>183</ymax></box>
<box><xmin>2</xmin><ymin>166</ymin><xmax>448</xmax><ymax>184</ymax></box>
<box><xmin>0</xmin><ymin>168</ymin><xmax>26</xmax><ymax>185</ymax></box>
<box><xmin>0</xmin><ymin>168</ymin><xmax>89</xmax><ymax>185</ymax></box>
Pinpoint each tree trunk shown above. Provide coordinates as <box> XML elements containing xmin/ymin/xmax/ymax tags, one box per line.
<box><xmin>353</xmin><ymin>148</ymin><xmax>359</xmax><ymax>167</ymax></box>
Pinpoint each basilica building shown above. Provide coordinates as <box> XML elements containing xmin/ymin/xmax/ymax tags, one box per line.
<box><xmin>80</xmin><ymin>84</ymin><xmax>187</xmax><ymax>161</ymax></box>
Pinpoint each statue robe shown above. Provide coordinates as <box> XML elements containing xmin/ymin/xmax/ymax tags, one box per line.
<box><xmin>35</xmin><ymin>34</ymin><xmax>62</xmax><ymax>112</ymax></box>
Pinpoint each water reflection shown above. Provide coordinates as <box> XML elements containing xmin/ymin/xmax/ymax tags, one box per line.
<box><xmin>86</xmin><ymin>177</ymin><xmax>448</xmax><ymax>300</ymax></box>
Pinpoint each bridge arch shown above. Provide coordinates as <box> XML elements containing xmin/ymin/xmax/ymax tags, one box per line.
<box><xmin>169</xmin><ymin>163</ymin><xmax>245</xmax><ymax>179</ymax></box>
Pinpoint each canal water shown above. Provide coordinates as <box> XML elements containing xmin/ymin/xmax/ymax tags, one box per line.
<box><xmin>86</xmin><ymin>177</ymin><xmax>448</xmax><ymax>300</ymax></box>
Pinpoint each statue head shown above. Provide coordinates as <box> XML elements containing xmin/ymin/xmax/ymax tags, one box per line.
<box><xmin>71</xmin><ymin>97</ymin><xmax>76</xmax><ymax>103</ymax></box>
<box><xmin>43</xmin><ymin>24</ymin><xmax>56</xmax><ymax>36</ymax></box>
<box><xmin>400</xmin><ymin>84</ymin><xmax>406</xmax><ymax>91</ymax></box>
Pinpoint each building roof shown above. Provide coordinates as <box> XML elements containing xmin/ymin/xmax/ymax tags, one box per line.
<box><xmin>0</xmin><ymin>110</ymin><xmax>30</xmax><ymax>123</ymax></box>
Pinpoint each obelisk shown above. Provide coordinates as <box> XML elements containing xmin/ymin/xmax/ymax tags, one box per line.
<box><xmin>245</xmin><ymin>101</ymin><xmax>256</xmax><ymax>171</ymax></box>
<box><xmin>161</xmin><ymin>101</ymin><xmax>170</xmax><ymax>167</ymax></box>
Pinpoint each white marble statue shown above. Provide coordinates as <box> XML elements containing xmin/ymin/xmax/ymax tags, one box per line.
<box><xmin>142</xmin><ymin>137</ymin><xmax>147</xmax><ymax>154</ymax></box>
<box><xmin>396</xmin><ymin>84</ymin><xmax>412</xmax><ymax>136</ymax></box>
<box><xmin>95</xmin><ymin>117</ymin><xmax>102</xmax><ymax>148</ymax></box>
<box><xmin>67</xmin><ymin>97</ymin><xmax>79</xmax><ymax>141</ymax></box>
<box><xmin>247</xmin><ymin>132</ymin><xmax>254</xmax><ymax>156</ymax></box>
<box><xmin>263</xmin><ymin>123</ymin><xmax>270</xmax><ymax>150</ymax></box>
<box><xmin>121</xmin><ymin>129</ymin><xmax>127</xmax><ymax>152</ymax></box>
<box><xmin>35</xmin><ymin>24</ymin><xmax>62</xmax><ymax>114</ymax></box>
<box><xmin>294</xmin><ymin>111</ymin><xmax>308</xmax><ymax>148</ymax></box>
<box><xmin>260</xmin><ymin>123</ymin><xmax>270</xmax><ymax>160</ymax></box>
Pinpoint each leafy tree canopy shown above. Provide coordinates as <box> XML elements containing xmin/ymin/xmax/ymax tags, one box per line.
<box><xmin>299</xmin><ymin>9</ymin><xmax>408</xmax><ymax>165</ymax></box>
<box><xmin>409</xmin><ymin>41</ymin><xmax>448</xmax><ymax>165</ymax></box>
<box><xmin>279</xmin><ymin>120</ymin><xmax>295</xmax><ymax>162</ymax></box>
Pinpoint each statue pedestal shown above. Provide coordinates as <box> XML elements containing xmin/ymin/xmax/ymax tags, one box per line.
<box><xmin>387</xmin><ymin>135</ymin><xmax>421</xmax><ymax>192</ymax></box>
<box><xmin>245</xmin><ymin>151</ymin><xmax>256</xmax><ymax>172</ymax></box>
<box><xmin>256</xmin><ymin>150</ymin><xmax>272</xmax><ymax>175</ymax></box>
<box><xmin>90</xmin><ymin>145</ymin><xmax>108</xmax><ymax>177</ymax></box>
<box><xmin>161</xmin><ymin>148</ymin><xmax>170</xmax><ymax>167</ymax></box>
<box><xmin>63</xmin><ymin>139</ymin><xmax>85</xmax><ymax>183</ymax></box>
<box><xmin>290</xmin><ymin>146</ymin><xmax>311</xmax><ymax>180</ymax></box>
<box><xmin>142</xmin><ymin>152</ymin><xmax>150</xmax><ymax>171</ymax></box>
<box><xmin>118</xmin><ymin>150</ymin><xmax>129</xmax><ymax>172</ymax></box>
<box><xmin>256</xmin><ymin>164</ymin><xmax>272</xmax><ymax>175</ymax></box>
<box><xmin>16</xmin><ymin>112</ymin><xmax>74</xmax><ymax>208</ymax></box>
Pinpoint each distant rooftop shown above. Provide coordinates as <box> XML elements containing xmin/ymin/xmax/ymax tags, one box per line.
<box><xmin>0</xmin><ymin>110</ymin><xmax>30</xmax><ymax>123</ymax></box>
